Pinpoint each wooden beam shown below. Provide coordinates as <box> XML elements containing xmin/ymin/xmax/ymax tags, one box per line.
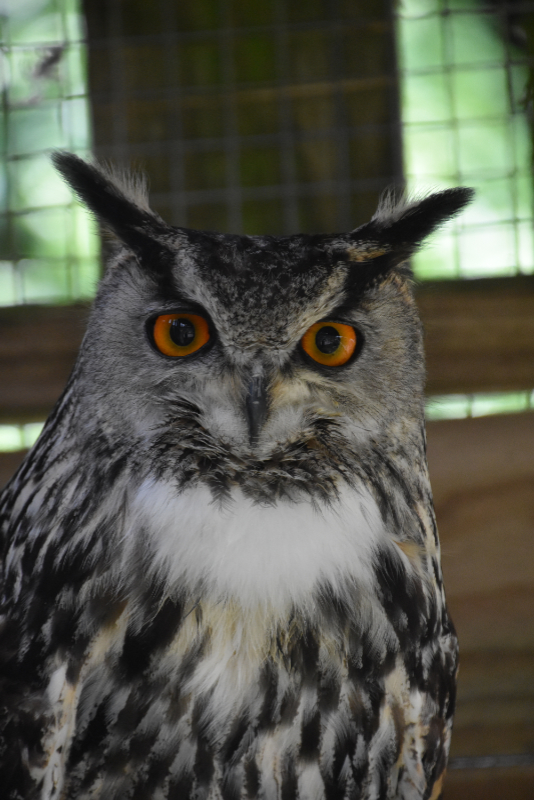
<box><xmin>1</xmin><ymin>277</ymin><xmax>534</xmax><ymax>422</ymax></box>
<box><xmin>444</xmin><ymin>764</ymin><xmax>534</xmax><ymax>800</ymax></box>
<box><xmin>0</xmin><ymin>449</ymin><xmax>27</xmax><ymax>488</ymax></box>
<box><xmin>419</xmin><ymin>276</ymin><xmax>534</xmax><ymax>395</ymax></box>
<box><xmin>450</xmin><ymin>650</ymin><xmax>534</xmax><ymax>762</ymax></box>
<box><xmin>427</xmin><ymin>412</ymin><xmax>534</xmax><ymax>652</ymax></box>
<box><xmin>426</xmin><ymin>412</ymin><xmax>534</xmax><ymax>767</ymax></box>
<box><xmin>0</xmin><ymin>303</ymin><xmax>89</xmax><ymax>423</ymax></box>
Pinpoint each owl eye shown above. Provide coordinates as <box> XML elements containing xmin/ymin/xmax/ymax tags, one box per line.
<box><xmin>152</xmin><ymin>313</ymin><xmax>210</xmax><ymax>357</ymax></box>
<box><xmin>301</xmin><ymin>321</ymin><xmax>357</xmax><ymax>367</ymax></box>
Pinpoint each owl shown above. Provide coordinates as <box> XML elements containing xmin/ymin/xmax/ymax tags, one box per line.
<box><xmin>0</xmin><ymin>152</ymin><xmax>472</xmax><ymax>800</ymax></box>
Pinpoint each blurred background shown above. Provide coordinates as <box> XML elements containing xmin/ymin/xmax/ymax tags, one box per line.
<box><xmin>0</xmin><ymin>0</ymin><xmax>533</xmax><ymax>796</ymax></box>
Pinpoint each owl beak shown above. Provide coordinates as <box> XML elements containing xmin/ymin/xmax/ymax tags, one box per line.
<box><xmin>245</xmin><ymin>373</ymin><xmax>268</xmax><ymax>446</ymax></box>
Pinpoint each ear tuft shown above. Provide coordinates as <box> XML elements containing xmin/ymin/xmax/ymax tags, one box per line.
<box><xmin>52</xmin><ymin>151</ymin><xmax>168</xmax><ymax>255</ymax></box>
<box><xmin>349</xmin><ymin>187</ymin><xmax>474</xmax><ymax>263</ymax></box>
<box><xmin>98</xmin><ymin>161</ymin><xmax>152</xmax><ymax>215</ymax></box>
<box><xmin>372</xmin><ymin>187</ymin><xmax>474</xmax><ymax>242</ymax></box>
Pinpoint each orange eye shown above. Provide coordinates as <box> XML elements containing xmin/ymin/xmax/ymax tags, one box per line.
<box><xmin>301</xmin><ymin>321</ymin><xmax>357</xmax><ymax>367</ymax></box>
<box><xmin>152</xmin><ymin>313</ymin><xmax>210</xmax><ymax>357</ymax></box>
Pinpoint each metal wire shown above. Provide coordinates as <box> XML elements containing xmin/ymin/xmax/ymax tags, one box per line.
<box><xmin>398</xmin><ymin>0</ymin><xmax>534</xmax><ymax>279</ymax></box>
<box><xmin>0</xmin><ymin>0</ymin><xmax>97</xmax><ymax>306</ymax></box>
<box><xmin>84</xmin><ymin>0</ymin><xmax>403</xmax><ymax>236</ymax></box>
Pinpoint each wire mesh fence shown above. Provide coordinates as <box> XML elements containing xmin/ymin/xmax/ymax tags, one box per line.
<box><xmin>399</xmin><ymin>0</ymin><xmax>534</xmax><ymax>280</ymax></box>
<box><xmin>0</xmin><ymin>0</ymin><xmax>97</xmax><ymax>306</ymax></box>
<box><xmin>84</xmin><ymin>0</ymin><xmax>402</xmax><ymax>236</ymax></box>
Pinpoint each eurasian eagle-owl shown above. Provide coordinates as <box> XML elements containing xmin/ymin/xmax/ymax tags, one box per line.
<box><xmin>0</xmin><ymin>152</ymin><xmax>472</xmax><ymax>800</ymax></box>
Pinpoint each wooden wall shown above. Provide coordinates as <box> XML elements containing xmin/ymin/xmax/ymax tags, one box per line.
<box><xmin>428</xmin><ymin>413</ymin><xmax>534</xmax><ymax>796</ymax></box>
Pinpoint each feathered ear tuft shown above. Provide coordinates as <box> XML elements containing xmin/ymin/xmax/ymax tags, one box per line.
<box><xmin>52</xmin><ymin>151</ymin><xmax>169</xmax><ymax>258</ymax></box>
<box><xmin>371</xmin><ymin>187</ymin><xmax>474</xmax><ymax>243</ymax></box>
<box><xmin>348</xmin><ymin>187</ymin><xmax>474</xmax><ymax>263</ymax></box>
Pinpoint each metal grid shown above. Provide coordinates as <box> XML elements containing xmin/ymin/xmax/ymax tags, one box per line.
<box><xmin>0</xmin><ymin>0</ymin><xmax>97</xmax><ymax>306</ymax></box>
<box><xmin>398</xmin><ymin>0</ymin><xmax>534</xmax><ymax>279</ymax></box>
<box><xmin>84</xmin><ymin>0</ymin><xmax>402</xmax><ymax>236</ymax></box>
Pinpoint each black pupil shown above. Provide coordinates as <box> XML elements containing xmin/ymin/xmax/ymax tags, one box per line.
<box><xmin>315</xmin><ymin>326</ymin><xmax>341</xmax><ymax>354</ymax></box>
<box><xmin>169</xmin><ymin>318</ymin><xmax>196</xmax><ymax>347</ymax></box>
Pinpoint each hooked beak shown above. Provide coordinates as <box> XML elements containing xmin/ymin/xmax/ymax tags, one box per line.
<box><xmin>245</xmin><ymin>373</ymin><xmax>268</xmax><ymax>446</ymax></box>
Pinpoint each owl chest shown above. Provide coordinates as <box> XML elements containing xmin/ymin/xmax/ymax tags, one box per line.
<box><xmin>51</xmin><ymin>610</ymin><xmax>431</xmax><ymax>800</ymax></box>
<box><xmin>128</xmin><ymin>479</ymin><xmax>388</xmax><ymax>609</ymax></box>
<box><xmin>39</xmin><ymin>483</ymin><xmax>447</xmax><ymax>800</ymax></box>
<box><xmin>38</xmin><ymin>481</ymin><xmax>433</xmax><ymax>799</ymax></box>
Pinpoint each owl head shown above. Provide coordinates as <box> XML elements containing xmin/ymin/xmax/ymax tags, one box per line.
<box><xmin>53</xmin><ymin>153</ymin><xmax>471</xmax><ymax>501</ymax></box>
